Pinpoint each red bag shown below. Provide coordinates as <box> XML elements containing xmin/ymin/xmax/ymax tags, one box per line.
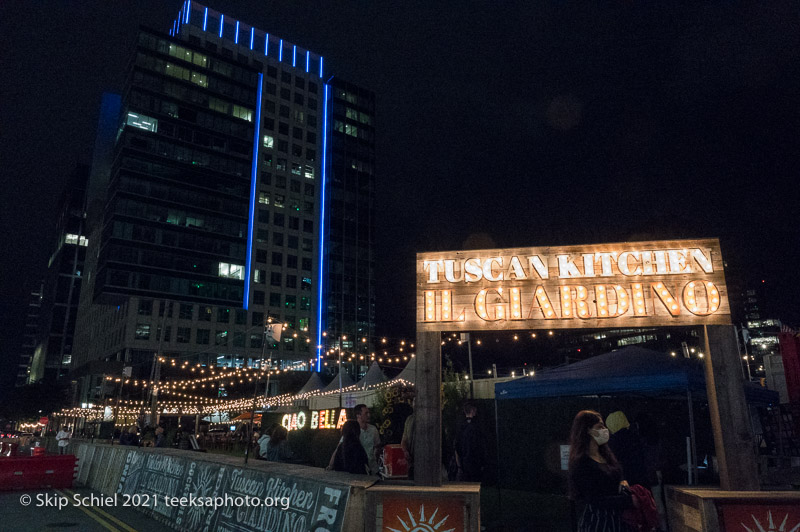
<box><xmin>622</xmin><ymin>484</ymin><xmax>658</xmax><ymax>532</ymax></box>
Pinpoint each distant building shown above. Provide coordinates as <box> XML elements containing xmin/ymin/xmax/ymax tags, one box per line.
<box><xmin>17</xmin><ymin>282</ymin><xmax>44</xmax><ymax>386</ymax></box>
<box><xmin>71</xmin><ymin>3</ymin><xmax>375</xmax><ymax>403</ymax></box>
<box><xmin>25</xmin><ymin>165</ymin><xmax>90</xmax><ymax>384</ymax></box>
<box><xmin>322</xmin><ymin>78</ymin><xmax>376</xmax><ymax>375</ymax></box>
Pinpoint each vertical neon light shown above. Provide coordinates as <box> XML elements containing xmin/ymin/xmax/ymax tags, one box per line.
<box><xmin>265</xmin><ymin>34</ymin><xmax>269</xmax><ymax>56</ymax></box>
<box><xmin>306</xmin><ymin>51</ymin><xmax>310</xmax><ymax>73</ymax></box>
<box><xmin>319</xmin><ymin>56</ymin><xmax>323</xmax><ymax>78</ymax></box>
<box><xmin>203</xmin><ymin>7</ymin><xmax>208</xmax><ymax>31</ymax></box>
<box><xmin>235</xmin><ymin>21</ymin><xmax>239</xmax><ymax>44</ymax></box>
<box><xmin>279</xmin><ymin>39</ymin><xmax>283</xmax><ymax>61</ymax></box>
<box><xmin>250</xmin><ymin>28</ymin><xmax>254</xmax><ymax>50</ymax></box>
<box><xmin>293</xmin><ymin>45</ymin><xmax>297</xmax><ymax>67</ymax></box>
<box><xmin>185</xmin><ymin>1</ymin><xmax>191</xmax><ymax>23</ymax></box>
<box><xmin>173</xmin><ymin>20</ymin><xmax>177</xmax><ymax>35</ymax></box>
<box><xmin>316</xmin><ymin>83</ymin><xmax>330</xmax><ymax>372</ymax></box>
<box><xmin>244</xmin><ymin>73</ymin><xmax>264</xmax><ymax>310</ymax></box>
<box><xmin>219</xmin><ymin>14</ymin><xmax>224</xmax><ymax>38</ymax></box>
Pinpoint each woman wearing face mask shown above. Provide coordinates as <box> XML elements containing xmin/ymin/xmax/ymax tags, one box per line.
<box><xmin>568</xmin><ymin>410</ymin><xmax>635</xmax><ymax>532</ymax></box>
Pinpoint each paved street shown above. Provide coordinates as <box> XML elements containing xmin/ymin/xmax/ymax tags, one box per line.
<box><xmin>1</xmin><ymin>487</ymin><xmax>173</xmax><ymax>532</ymax></box>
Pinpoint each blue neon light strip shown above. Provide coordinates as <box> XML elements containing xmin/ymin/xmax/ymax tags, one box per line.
<box><xmin>203</xmin><ymin>7</ymin><xmax>208</xmax><ymax>30</ymax></box>
<box><xmin>316</xmin><ymin>83</ymin><xmax>331</xmax><ymax>371</ymax></box>
<box><xmin>244</xmin><ymin>73</ymin><xmax>264</xmax><ymax>311</ymax></box>
<box><xmin>279</xmin><ymin>39</ymin><xmax>283</xmax><ymax>62</ymax></box>
<box><xmin>265</xmin><ymin>34</ymin><xmax>269</xmax><ymax>56</ymax></box>
<box><xmin>319</xmin><ymin>57</ymin><xmax>323</xmax><ymax>78</ymax></box>
<box><xmin>185</xmin><ymin>1</ymin><xmax>191</xmax><ymax>23</ymax></box>
<box><xmin>306</xmin><ymin>51</ymin><xmax>310</xmax><ymax>73</ymax></box>
<box><xmin>219</xmin><ymin>14</ymin><xmax>224</xmax><ymax>38</ymax></box>
<box><xmin>235</xmin><ymin>21</ymin><xmax>239</xmax><ymax>44</ymax></box>
<box><xmin>293</xmin><ymin>45</ymin><xmax>297</xmax><ymax>67</ymax></box>
<box><xmin>250</xmin><ymin>28</ymin><xmax>254</xmax><ymax>50</ymax></box>
<box><xmin>173</xmin><ymin>20</ymin><xmax>178</xmax><ymax>35</ymax></box>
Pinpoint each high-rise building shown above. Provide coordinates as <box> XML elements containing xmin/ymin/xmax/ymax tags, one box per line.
<box><xmin>17</xmin><ymin>282</ymin><xmax>44</xmax><ymax>386</ymax></box>
<box><xmin>72</xmin><ymin>3</ymin><xmax>375</xmax><ymax>397</ymax></box>
<box><xmin>322</xmin><ymin>78</ymin><xmax>376</xmax><ymax>373</ymax></box>
<box><xmin>27</xmin><ymin>165</ymin><xmax>90</xmax><ymax>384</ymax></box>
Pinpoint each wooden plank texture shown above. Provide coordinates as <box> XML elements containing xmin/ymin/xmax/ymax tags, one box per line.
<box><xmin>417</xmin><ymin>238</ymin><xmax>731</xmax><ymax>331</ymax></box>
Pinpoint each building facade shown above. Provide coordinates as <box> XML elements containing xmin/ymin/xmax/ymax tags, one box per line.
<box><xmin>72</xmin><ymin>3</ymin><xmax>375</xmax><ymax>396</ymax></box>
<box><xmin>27</xmin><ymin>165</ymin><xmax>90</xmax><ymax>384</ymax></box>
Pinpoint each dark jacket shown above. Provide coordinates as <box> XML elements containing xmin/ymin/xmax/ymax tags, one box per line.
<box><xmin>455</xmin><ymin>418</ymin><xmax>484</xmax><ymax>482</ymax></box>
<box><xmin>570</xmin><ymin>455</ymin><xmax>633</xmax><ymax>510</ymax></box>
<box><xmin>333</xmin><ymin>441</ymin><xmax>369</xmax><ymax>475</ymax></box>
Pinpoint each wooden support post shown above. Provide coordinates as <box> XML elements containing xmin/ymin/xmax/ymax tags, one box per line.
<box><xmin>414</xmin><ymin>330</ymin><xmax>442</xmax><ymax>486</ymax></box>
<box><xmin>703</xmin><ymin>324</ymin><xmax>759</xmax><ymax>490</ymax></box>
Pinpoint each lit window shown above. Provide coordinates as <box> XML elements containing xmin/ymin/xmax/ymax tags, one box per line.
<box><xmin>291</xmin><ymin>163</ymin><xmax>302</xmax><ymax>176</ymax></box>
<box><xmin>218</xmin><ymin>262</ymin><xmax>244</xmax><ymax>280</ymax></box>
<box><xmin>126</xmin><ymin>112</ymin><xmax>158</xmax><ymax>132</ymax></box>
<box><xmin>263</xmin><ymin>135</ymin><xmax>274</xmax><ymax>148</ymax></box>
<box><xmin>345</xmin><ymin>124</ymin><xmax>358</xmax><ymax>137</ymax></box>
<box><xmin>274</xmin><ymin>195</ymin><xmax>285</xmax><ymax>208</ymax></box>
<box><xmin>65</xmin><ymin>233</ymin><xmax>89</xmax><ymax>247</ymax></box>
<box><xmin>233</xmin><ymin>105</ymin><xmax>253</xmax><ymax>122</ymax></box>
<box><xmin>304</xmin><ymin>165</ymin><xmax>314</xmax><ymax>179</ymax></box>
<box><xmin>258</xmin><ymin>192</ymin><xmax>270</xmax><ymax>205</ymax></box>
<box><xmin>191</xmin><ymin>72</ymin><xmax>208</xmax><ymax>88</ymax></box>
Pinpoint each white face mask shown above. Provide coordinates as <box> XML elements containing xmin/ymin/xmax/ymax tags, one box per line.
<box><xmin>590</xmin><ymin>428</ymin><xmax>610</xmax><ymax>446</ymax></box>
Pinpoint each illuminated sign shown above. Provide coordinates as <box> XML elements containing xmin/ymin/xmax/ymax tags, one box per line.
<box><xmin>417</xmin><ymin>238</ymin><xmax>731</xmax><ymax>331</ymax></box>
<box><xmin>281</xmin><ymin>408</ymin><xmax>347</xmax><ymax>431</ymax></box>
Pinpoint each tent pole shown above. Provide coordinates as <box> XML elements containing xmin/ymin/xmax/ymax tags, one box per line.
<box><xmin>687</xmin><ymin>388</ymin><xmax>697</xmax><ymax>485</ymax></box>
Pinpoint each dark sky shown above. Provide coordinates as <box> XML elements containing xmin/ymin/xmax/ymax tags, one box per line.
<box><xmin>2</xmin><ymin>1</ymin><xmax>799</xmax><ymax>391</ymax></box>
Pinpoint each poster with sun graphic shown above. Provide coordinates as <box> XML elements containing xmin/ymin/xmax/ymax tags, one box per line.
<box><xmin>719</xmin><ymin>504</ymin><xmax>800</xmax><ymax>532</ymax></box>
<box><xmin>382</xmin><ymin>497</ymin><xmax>465</xmax><ymax>532</ymax></box>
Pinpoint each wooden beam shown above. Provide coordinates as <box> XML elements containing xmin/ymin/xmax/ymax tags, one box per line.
<box><xmin>414</xmin><ymin>330</ymin><xmax>442</xmax><ymax>486</ymax></box>
<box><xmin>703</xmin><ymin>324</ymin><xmax>759</xmax><ymax>490</ymax></box>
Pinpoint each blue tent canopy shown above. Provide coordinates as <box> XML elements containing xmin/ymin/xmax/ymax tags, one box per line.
<box><xmin>495</xmin><ymin>346</ymin><xmax>777</xmax><ymax>405</ymax></box>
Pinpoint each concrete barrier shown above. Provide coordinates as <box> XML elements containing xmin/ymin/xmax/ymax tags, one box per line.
<box><xmin>72</xmin><ymin>442</ymin><xmax>481</xmax><ymax>531</ymax></box>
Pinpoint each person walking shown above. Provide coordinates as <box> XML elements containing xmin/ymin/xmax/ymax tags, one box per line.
<box><xmin>332</xmin><ymin>420</ymin><xmax>369</xmax><ymax>474</ymax></box>
<box><xmin>56</xmin><ymin>426</ymin><xmax>72</xmax><ymax>454</ymax></box>
<box><xmin>568</xmin><ymin>410</ymin><xmax>635</xmax><ymax>532</ymax></box>
<box><xmin>454</xmin><ymin>403</ymin><xmax>485</xmax><ymax>482</ymax></box>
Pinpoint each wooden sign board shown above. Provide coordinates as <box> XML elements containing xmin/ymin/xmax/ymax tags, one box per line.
<box><xmin>416</xmin><ymin>238</ymin><xmax>731</xmax><ymax>331</ymax></box>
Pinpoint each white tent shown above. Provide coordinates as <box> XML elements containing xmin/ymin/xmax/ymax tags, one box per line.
<box><xmin>355</xmin><ymin>361</ymin><xmax>387</xmax><ymax>389</ymax></box>
<box><xmin>388</xmin><ymin>356</ymin><xmax>416</xmax><ymax>385</ymax></box>
<box><xmin>321</xmin><ymin>370</ymin><xmax>355</xmax><ymax>393</ymax></box>
<box><xmin>296</xmin><ymin>372</ymin><xmax>326</xmax><ymax>395</ymax></box>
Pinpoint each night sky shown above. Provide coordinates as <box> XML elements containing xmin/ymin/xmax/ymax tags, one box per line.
<box><xmin>2</xmin><ymin>1</ymin><xmax>799</xmax><ymax>393</ymax></box>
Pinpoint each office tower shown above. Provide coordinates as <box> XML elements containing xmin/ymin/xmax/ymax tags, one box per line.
<box><xmin>16</xmin><ymin>282</ymin><xmax>44</xmax><ymax>386</ymax></box>
<box><xmin>323</xmin><ymin>78</ymin><xmax>376</xmax><ymax>374</ymax></box>
<box><xmin>72</xmin><ymin>3</ymin><xmax>374</xmax><ymax>398</ymax></box>
<box><xmin>27</xmin><ymin>165</ymin><xmax>90</xmax><ymax>384</ymax></box>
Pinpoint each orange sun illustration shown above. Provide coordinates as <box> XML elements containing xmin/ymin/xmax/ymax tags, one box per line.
<box><xmin>386</xmin><ymin>505</ymin><xmax>455</xmax><ymax>532</ymax></box>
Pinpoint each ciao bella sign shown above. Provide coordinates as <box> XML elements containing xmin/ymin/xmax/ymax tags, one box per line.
<box><xmin>417</xmin><ymin>238</ymin><xmax>731</xmax><ymax>331</ymax></box>
<box><xmin>281</xmin><ymin>409</ymin><xmax>347</xmax><ymax>432</ymax></box>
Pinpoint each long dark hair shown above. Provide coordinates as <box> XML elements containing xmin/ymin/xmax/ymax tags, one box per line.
<box><xmin>270</xmin><ymin>426</ymin><xmax>288</xmax><ymax>444</ymax></box>
<box><xmin>342</xmin><ymin>420</ymin><xmax>361</xmax><ymax>445</ymax></box>
<box><xmin>568</xmin><ymin>410</ymin><xmax>620</xmax><ymax>470</ymax></box>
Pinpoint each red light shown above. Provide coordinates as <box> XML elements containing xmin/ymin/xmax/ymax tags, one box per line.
<box><xmin>577</xmin><ymin>348</ymin><xmax>581</xmax><ymax>352</ymax></box>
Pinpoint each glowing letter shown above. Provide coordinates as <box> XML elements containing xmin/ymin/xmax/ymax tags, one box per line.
<box><xmin>310</xmin><ymin>410</ymin><xmax>319</xmax><ymax>429</ymax></box>
<box><xmin>509</xmin><ymin>287</ymin><xmax>524</xmax><ymax>320</ymax></box>
<box><xmin>507</xmin><ymin>256</ymin><xmax>526</xmax><ymax>280</ymax></box>
<box><xmin>667</xmin><ymin>250</ymin><xmax>689</xmax><ymax>274</ymax></box>
<box><xmin>618</xmin><ymin>252</ymin><xmax>642</xmax><ymax>276</ymax></box>
<box><xmin>631</xmin><ymin>283</ymin><xmax>647</xmax><ymax>316</ymax></box>
<box><xmin>475</xmin><ymin>289</ymin><xmax>504</xmax><ymax>321</ymax></box>
<box><xmin>557</xmin><ymin>255</ymin><xmax>582</xmax><ymax>278</ymax></box>
<box><xmin>528</xmin><ymin>255</ymin><xmax>549</xmax><ymax>279</ymax></box>
<box><xmin>443</xmin><ymin>259</ymin><xmax>463</xmax><ymax>283</ymax></box>
<box><xmin>297</xmin><ymin>411</ymin><xmax>306</xmax><ymax>429</ymax></box>
<box><xmin>337</xmin><ymin>409</ymin><xmax>347</xmax><ymax>429</ymax></box>
<box><xmin>595</xmin><ymin>252</ymin><xmax>617</xmax><ymax>277</ymax></box>
<box><xmin>423</xmin><ymin>260</ymin><xmax>443</xmax><ymax>283</ymax></box>
<box><xmin>530</xmin><ymin>286</ymin><xmax>557</xmax><ymax>319</ymax></box>
<box><xmin>464</xmin><ymin>258</ymin><xmax>482</xmax><ymax>282</ymax></box>
<box><xmin>652</xmin><ymin>282</ymin><xmax>680</xmax><ymax>316</ymax></box>
<box><xmin>483</xmin><ymin>257</ymin><xmax>503</xmax><ymax>281</ymax></box>
<box><xmin>683</xmin><ymin>280</ymin><xmax>721</xmax><ymax>316</ymax></box>
<box><xmin>690</xmin><ymin>249</ymin><xmax>714</xmax><ymax>273</ymax></box>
